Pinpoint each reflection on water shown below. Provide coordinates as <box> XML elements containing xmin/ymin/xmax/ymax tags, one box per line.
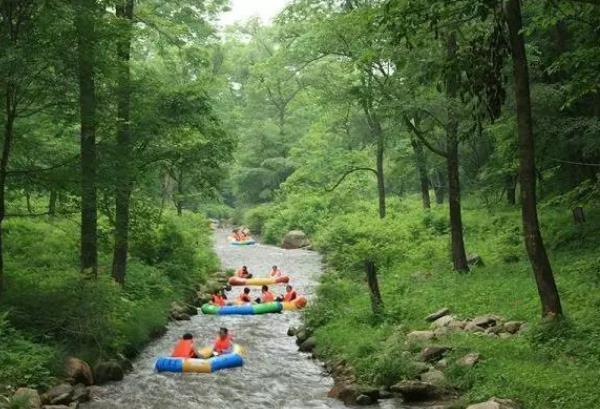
<box><xmin>83</xmin><ymin>230</ymin><xmax>410</xmax><ymax>409</ymax></box>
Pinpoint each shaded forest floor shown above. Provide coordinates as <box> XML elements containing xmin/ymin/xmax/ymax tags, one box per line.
<box><xmin>249</xmin><ymin>197</ymin><xmax>600</xmax><ymax>408</ymax></box>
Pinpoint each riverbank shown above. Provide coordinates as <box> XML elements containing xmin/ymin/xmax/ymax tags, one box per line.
<box><xmin>0</xmin><ymin>211</ymin><xmax>222</xmax><ymax>406</ymax></box>
<box><xmin>246</xmin><ymin>197</ymin><xmax>600</xmax><ymax>409</ymax></box>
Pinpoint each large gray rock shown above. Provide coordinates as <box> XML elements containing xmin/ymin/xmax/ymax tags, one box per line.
<box><xmin>295</xmin><ymin>327</ymin><xmax>311</xmax><ymax>345</ymax></box>
<box><xmin>13</xmin><ymin>388</ymin><xmax>41</xmax><ymax>409</ymax></box>
<box><xmin>420</xmin><ymin>369</ymin><xmax>446</xmax><ymax>386</ymax></box>
<box><xmin>390</xmin><ymin>380</ymin><xmax>443</xmax><ymax>402</ymax></box>
<box><xmin>42</xmin><ymin>384</ymin><xmax>74</xmax><ymax>406</ymax></box>
<box><xmin>64</xmin><ymin>357</ymin><xmax>94</xmax><ymax>386</ymax></box>
<box><xmin>467</xmin><ymin>397</ymin><xmax>519</xmax><ymax>409</ymax></box>
<box><xmin>93</xmin><ymin>361</ymin><xmax>124</xmax><ymax>385</ymax></box>
<box><xmin>355</xmin><ymin>394</ymin><xmax>374</xmax><ymax>406</ymax></box>
<box><xmin>457</xmin><ymin>352</ymin><xmax>481</xmax><ymax>368</ymax></box>
<box><xmin>299</xmin><ymin>336</ymin><xmax>317</xmax><ymax>353</ymax></box>
<box><xmin>503</xmin><ymin>321</ymin><xmax>523</xmax><ymax>334</ymax></box>
<box><xmin>426</xmin><ymin>308</ymin><xmax>450</xmax><ymax>322</ymax></box>
<box><xmin>281</xmin><ymin>230</ymin><xmax>310</xmax><ymax>249</ymax></box>
<box><xmin>465</xmin><ymin>321</ymin><xmax>485</xmax><ymax>333</ymax></box>
<box><xmin>71</xmin><ymin>384</ymin><xmax>90</xmax><ymax>403</ymax></box>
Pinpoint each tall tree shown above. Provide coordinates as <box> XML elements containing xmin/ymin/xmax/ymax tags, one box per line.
<box><xmin>112</xmin><ymin>0</ymin><xmax>135</xmax><ymax>285</ymax></box>
<box><xmin>504</xmin><ymin>0</ymin><xmax>562</xmax><ymax>317</ymax></box>
<box><xmin>73</xmin><ymin>0</ymin><xmax>99</xmax><ymax>278</ymax></box>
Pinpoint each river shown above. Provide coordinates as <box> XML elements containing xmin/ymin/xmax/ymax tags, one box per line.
<box><xmin>83</xmin><ymin>230</ymin><xmax>415</xmax><ymax>409</ymax></box>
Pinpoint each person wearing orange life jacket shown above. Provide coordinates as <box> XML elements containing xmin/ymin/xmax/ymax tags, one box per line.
<box><xmin>171</xmin><ymin>333</ymin><xmax>200</xmax><ymax>358</ymax></box>
<box><xmin>213</xmin><ymin>327</ymin><xmax>233</xmax><ymax>356</ymax></box>
<box><xmin>269</xmin><ymin>265</ymin><xmax>282</xmax><ymax>277</ymax></box>
<box><xmin>255</xmin><ymin>285</ymin><xmax>275</xmax><ymax>303</ymax></box>
<box><xmin>236</xmin><ymin>265</ymin><xmax>253</xmax><ymax>279</ymax></box>
<box><xmin>210</xmin><ymin>289</ymin><xmax>226</xmax><ymax>307</ymax></box>
<box><xmin>237</xmin><ymin>287</ymin><xmax>252</xmax><ymax>303</ymax></box>
<box><xmin>277</xmin><ymin>285</ymin><xmax>297</xmax><ymax>302</ymax></box>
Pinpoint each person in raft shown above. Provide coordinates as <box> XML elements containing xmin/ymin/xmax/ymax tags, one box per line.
<box><xmin>213</xmin><ymin>327</ymin><xmax>233</xmax><ymax>356</ymax></box>
<box><xmin>255</xmin><ymin>285</ymin><xmax>276</xmax><ymax>303</ymax></box>
<box><xmin>237</xmin><ymin>287</ymin><xmax>252</xmax><ymax>303</ymax></box>
<box><xmin>171</xmin><ymin>333</ymin><xmax>200</xmax><ymax>359</ymax></box>
<box><xmin>211</xmin><ymin>289</ymin><xmax>226</xmax><ymax>307</ymax></box>
<box><xmin>269</xmin><ymin>265</ymin><xmax>283</xmax><ymax>277</ymax></box>
<box><xmin>236</xmin><ymin>265</ymin><xmax>253</xmax><ymax>279</ymax></box>
<box><xmin>277</xmin><ymin>284</ymin><xmax>297</xmax><ymax>302</ymax></box>
<box><xmin>232</xmin><ymin>228</ymin><xmax>247</xmax><ymax>241</ymax></box>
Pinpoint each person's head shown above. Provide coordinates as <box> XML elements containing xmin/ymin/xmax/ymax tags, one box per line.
<box><xmin>272</xmin><ymin>265</ymin><xmax>278</xmax><ymax>270</ymax></box>
<box><xmin>219</xmin><ymin>327</ymin><xmax>228</xmax><ymax>338</ymax></box>
<box><xmin>262</xmin><ymin>285</ymin><xmax>269</xmax><ymax>292</ymax></box>
<box><xmin>286</xmin><ymin>285</ymin><xmax>293</xmax><ymax>292</ymax></box>
<box><xmin>243</xmin><ymin>287</ymin><xmax>250</xmax><ymax>294</ymax></box>
<box><xmin>242</xmin><ymin>265</ymin><xmax>248</xmax><ymax>272</ymax></box>
<box><xmin>183</xmin><ymin>333</ymin><xmax>193</xmax><ymax>340</ymax></box>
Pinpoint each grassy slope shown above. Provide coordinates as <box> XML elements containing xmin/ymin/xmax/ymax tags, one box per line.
<box><xmin>301</xmin><ymin>199</ymin><xmax>600</xmax><ymax>408</ymax></box>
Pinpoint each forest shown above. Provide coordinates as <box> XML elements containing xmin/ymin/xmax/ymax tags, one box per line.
<box><xmin>1</xmin><ymin>0</ymin><xmax>600</xmax><ymax>408</ymax></box>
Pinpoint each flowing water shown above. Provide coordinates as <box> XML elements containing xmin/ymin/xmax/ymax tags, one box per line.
<box><xmin>83</xmin><ymin>230</ymin><xmax>415</xmax><ymax>409</ymax></box>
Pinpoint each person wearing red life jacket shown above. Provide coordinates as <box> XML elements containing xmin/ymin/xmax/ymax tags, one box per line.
<box><xmin>236</xmin><ymin>265</ymin><xmax>253</xmax><ymax>279</ymax></box>
<box><xmin>277</xmin><ymin>285</ymin><xmax>297</xmax><ymax>302</ymax></box>
<box><xmin>211</xmin><ymin>290</ymin><xmax>226</xmax><ymax>307</ymax></box>
<box><xmin>269</xmin><ymin>265</ymin><xmax>282</xmax><ymax>277</ymax></box>
<box><xmin>171</xmin><ymin>333</ymin><xmax>200</xmax><ymax>358</ymax></box>
<box><xmin>237</xmin><ymin>287</ymin><xmax>252</xmax><ymax>303</ymax></box>
<box><xmin>213</xmin><ymin>327</ymin><xmax>233</xmax><ymax>356</ymax></box>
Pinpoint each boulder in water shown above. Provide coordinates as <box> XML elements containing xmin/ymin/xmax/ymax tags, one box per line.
<box><xmin>390</xmin><ymin>380</ymin><xmax>443</xmax><ymax>402</ymax></box>
<box><xmin>93</xmin><ymin>361</ymin><xmax>124</xmax><ymax>384</ymax></box>
<box><xmin>64</xmin><ymin>357</ymin><xmax>93</xmax><ymax>386</ymax></box>
<box><xmin>299</xmin><ymin>336</ymin><xmax>317</xmax><ymax>352</ymax></box>
<box><xmin>41</xmin><ymin>384</ymin><xmax>73</xmax><ymax>405</ymax></box>
<box><xmin>13</xmin><ymin>387</ymin><xmax>41</xmax><ymax>409</ymax></box>
<box><xmin>281</xmin><ymin>230</ymin><xmax>310</xmax><ymax>249</ymax></box>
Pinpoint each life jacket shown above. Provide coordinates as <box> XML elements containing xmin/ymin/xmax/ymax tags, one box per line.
<box><xmin>238</xmin><ymin>293</ymin><xmax>251</xmax><ymax>303</ymax></box>
<box><xmin>237</xmin><ymin>268</ymin><xmax>249</xmax><ymax>278</ymax></box>
<box><xmin>270</xmin><ymin>269</ymin><xmax>282</xmax><ymax>277</ymax></box>
<box><xmin>171</xmin><ymin>339</ymin><xmax>195</xmax><ymax>358</ymax></box>
<box><xmin>212</xmin><ymin>294</ymin><xmax>225</xmax><ymax>306</ymax></box>
<box><xmin>214</xmin><ymin>336</ymin><xmax>233</xmax><ymax>354</ymax></box>
<box><xmin>262</xmin><ymin>291</ymin><xmax>275</xmax><ymax>303</ymax></box>
<box><xmin>284</xmin><ymin>290</ymin><xmax>297</xmax><ymax>302</ymax></box>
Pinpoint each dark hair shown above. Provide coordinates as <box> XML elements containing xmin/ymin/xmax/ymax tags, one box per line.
<box><xmin>262</xmin><ymin>285</ymin><xmax>268</xmax><ymax>291</ymax></box>
<box><xmin>272</xmin><ymin>265</ymin><xmax>277</xmax><ymax>269</ymax></box>
<box><xmin>286</xmin><ymin>285</ymin><xmax>293</xmax><ymax>290</ymax></box>
<box><xmin>219</xmin><ymin>327</ymin><xmax>228</xmax><ymax>334</ymax></box>
<box><xmin>244</xmin><ymin>287</ymin><xmax>250</xmax><ymax>294</ymax></box>
<box><xmin>183</xmin><ymin>333</ymin><xmax>193</xmax><ymax>340</ymax></box>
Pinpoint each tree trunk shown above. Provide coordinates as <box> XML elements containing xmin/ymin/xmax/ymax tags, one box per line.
<box><xmin>365</xmin><ymin>260</ymin><xmax>384</xmax><ymax>317</ymax></box>
<box><xmin>176</xmin><ymin>168</ymin><xmax>184</xmax><ymax>216</ymax></box>
<box><xmin>73</xmin><ymin>0</ymin><xmax>98</xmax><ymax>278</ymax></box>
<box><xmin>446</xmin><ymin>32</ymin><xmax>469</xmax><ymax>273</ymax></box>
<box><xmin>505</xmin><ymin>0</ymin><xmax>562</xmax><ymax>318</ymax></box>
<box><xmin>48</xmin><ymin>190</ymin><xmax>57</xmax><ymax>216</ymax></box>
<box><xmin>375</xmin><ymin>121</ymin><xmax>386</xmax><ymax>219</ymax></box>
<box><xmin>111</xmin><ymin>0</ymin><xmax>134</xmax><ymax>285</ymax></box>
<box><xmin>506</xmin><ymin>174</ymin><xmax>517</xmax><ymax>205</ymax></box>
<box><xmin>0</xmin><ymin>98</ymin><xmax>16</xmax><ymax>296</ymax></box>
<box><xmin>411</xmin><ymin>136</ymin><xmax>431</xmax><ymax>209</ymax></box>
<box><xmin>433</xmin><ymin>168</ymin><xmax>446</xmax><ymax>204</ymax></box>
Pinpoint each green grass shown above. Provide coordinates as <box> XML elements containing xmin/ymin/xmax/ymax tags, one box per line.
<box><xmin>268</xmin><ymin>196</ymin><xmax>600</xmax><ymax>408</ymax></box>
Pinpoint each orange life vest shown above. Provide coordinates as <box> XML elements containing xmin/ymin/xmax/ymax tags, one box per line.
<box><xmin>171</xmin><ymin>339</ymin><xmax>195</xmax><ymax>358</ymax></box>
<box><xmin>238</xmin><ymin>293</ymin><xmax>251</xmax><ymax>303</ymax></box>
<box><xmin>284</xmin><ymin>290</ymin><xmax>297</xmax><ymax>302</ymax></box>
<box><xmin>214</xmin><ymin>336</ymin><xmax>233</xmax><ymax>354</ymax></box>
<box><xmin>212</xmin><ymin>294</ymin><xmax>225</xmax><ymax>306</ymax></box>
<box><xmin>237</xmin><ymin>268</ymin><xmax>249</xmax><ymax>278</ymax></box>
<box><xmin>262</xmin><ymin>291</ymin><xmax>275</xmax><ymax>303</ymax></box>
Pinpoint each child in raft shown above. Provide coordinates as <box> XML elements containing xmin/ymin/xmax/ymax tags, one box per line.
<box><xmin>237</xmin><ymin>287</ymin><xmax>252</xmax><ymax>303</ymax></box>
<box><xmin>213</xmin><ymin>327</ymin><xmax>233</xmax><ymax>356</ymax></box>
<box><xmin>210</xmin><ymin>289</ymin><xmax>227</xmax><ymax>307</ymax></box>
<box><xmin>236</xmin><ymin>265</ymin><xmax>253</xmax><ymax>279</ymax></box>
<box><xmin>255</xmin><ymin>285</ymin><xmax>276</xmax><ymax>303</ymax></box>
<box><xmin>277</xmin><ymin>284</ymin><xmax>297</xmax><ymax>302</ymax></box>
<box><xmin>269</xmin><ymin>265</ymin><xmax>283</xmax><ymax>277</ymax></box>
<box><xmin>171</xmin><ymin>333</ymin><xmax>201</xmax><ymax>359</ymax></box>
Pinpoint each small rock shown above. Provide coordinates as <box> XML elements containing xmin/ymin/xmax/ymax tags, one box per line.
<box><xmin>13</xmin><ymin>387</ymin><xmax>41</xmax><ymax>409</ymax></box>
<box><xmin>457</xmin><ymin>353</ymin><xmax>481</xmax><ymax>368</ymax></box>
<box><xmin>64</xmin><ymin>357</ymin><xmax>94</xmax><ymax>386</ymax></box>
<box><xmin>295</xmin><ymin>328</ymin><xmax>310</xmax><ymax>345</ymax></box>
<box><xmin>42</xmin><ymin>384</ymin><xmax>73</xmax><ymax>405</ymax></box>
<box><xmin>434</xmin><ymin>358</ymin><xmax>449</xmax><ymax>370</ymax></box>
<box><xmin>425</xmin><ymin>308</ymin><xmax>451</xmax><ymax>322</ymax></box>
<box><xmin>355</xmin><ymin>394</ymin><xmax>373</xmax><ymax>406</ymax></box>
<box><xmin>115</xmin><ymin>353</ymin><xmax>133</xmax><ymax>373</ymax></box>
<box><xmin>431</xmin><ymin>315</ymin><xmax>455</xmax><ymax>329</ymax></box>
<box><xmin>287</xmin><ymin>327</ymin><xmax>297</xmax><ymax>337</ymax></box>
<box><xmin>420</xmin><ymin>369</ymin><xmax>446</xmax><ymax>386</ymax></box>
<box><xmin>407</xmin><ymin>330</ymin><xmax>436</xmax><ymax>343</ymax></box>
<box><xmin>467</xmin><ymin>397</ymin><xmax>519</xmax><ymax>409</ymax></box>
<box><xmin>282</xmin><ymin>230</ymin><xmax>310</xmax><ymax>249</ymax></box>
<box><xmin>93</xmin><ymin>361</ymin><xmax>124</xmax><ymax>385</ymax></box>
<box><xmin>328</xmin><ymin>383</ymin><xmax>358</xmax><ymax>405</ymax></box>
<box><xmin>472</xmin><ymin>315</ymin><xmax>498</xmax><ymax>329</ymax></box>
<box><xmin>465</xmin><ymin>321</ymin><xmax>485</xmax><ymax>333</ymax></box>
<box><xmin>299</xmin><ymin>336</ymin><xmax>317</xmax><ymax>353</ymax></box>
<box><xmin>503</xmin><ymin>321</ymin><xmax>523</xmax><ymax>334</ymax></box>
<box><xmin>390</xmin><ymin>380</ymin><xmax>443</xmax><ymax>402</ymax></box>
<box><xmin>420</xmin><ymin>346</ymin><xmax>450</xmax><ymax>362</ymax></box>
<box><xmin>467</xmin><ymin>254</ymin><xmax>484</xmax><ymax>266</ymax></box>
<box><xmin>485</xmin><ymin>325</ymin><xmax>503</xmax><ymax>335</ymax></box>
<box><xmin>378</xmin><ymin>389</ymin><xmax>393</xmax><ymax>399</ymax></box>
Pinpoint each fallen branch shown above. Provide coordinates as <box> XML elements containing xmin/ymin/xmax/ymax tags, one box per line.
<box><xmin>326</xmin><ymin>167</ymin><xmax>378</xmax><ymax>192</ymax></box>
